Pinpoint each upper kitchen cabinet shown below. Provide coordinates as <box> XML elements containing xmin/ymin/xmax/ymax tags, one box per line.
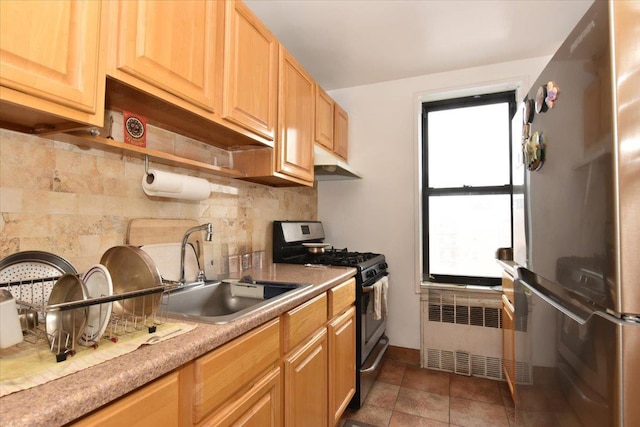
<box><xmin>313</xmin><ymin>94</ymin><xmax>358</xmax><ymax>180</ymax></box>
<box><xmin>314</xmin><ymin>85</ymin><xmax>335</xmax><ymax>151</ymax></box>
<box><xmin>107</xmin><ymin>0</ymin><xmax>223</xmax><ymax>115</ymax></box>
<box><xmin>104</xmin><ymin>0</ymin><xmax>274</xmax><ymax>149</ymax></box>
<box><xmin>333</xmin><ymin>102</ymin><xmax>349</xmax><ymax>161</ymax></box>
<box><xmin>233</xmin><ymin>44</ymin><xmax>315</xmax><ymax>187</ymax></box>
<box><xmin>276</xmin><ymin>46</ymin><xmax>315</xmax><ymax>183</ymax></box>
<box><xmin>222</xmin><ymin>0</ymin><xmax>278</xmax><ymax>142</ymax></box>
<box><xmin>0</xmin><ymin>0</ymin><xmax>106</xmax><ymax>132</ymax></box>
<box><xmin>314</xmin><ymin>86</ymin><xmax>349</xmax><ymax>162</ymax></box>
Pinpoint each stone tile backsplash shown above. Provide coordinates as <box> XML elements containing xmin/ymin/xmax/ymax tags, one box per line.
<box><xmin>0</xmin><ymin>126</ymin><xmax>317</xmax><ymax>276</ymax></box>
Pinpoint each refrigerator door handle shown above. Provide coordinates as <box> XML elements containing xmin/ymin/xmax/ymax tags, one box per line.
<box><xmin>518</xmin><ymin>279</ymin><xmax>587</xmax><ymax>325</ymax></box>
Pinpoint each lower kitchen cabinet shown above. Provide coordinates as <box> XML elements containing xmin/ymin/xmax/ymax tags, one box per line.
<box><xmin>502</xmin><ymin>293</ymin><xmax>516</xmax><ymax>397</ymax></box>
<box><xmin>199</xmin><ymin>367</ymin><xmax>281</xmax><ymax>427</ymax></box>
<box><xmin>280</xmin><ymin>279</ymin><xmax>356</xmax><ymax>427</ymax></box>
<box><xmin>328</xmin><ymin>306</ymin><xmax>356</xmax><ymax>425</ymax></box>
<box><xmin>73</xmin><ymin>371</ymin><xmax>181</xmax><ymax>427</ymax></box>
<box><xmin>281</xmin><ymin>293</ymin><xmax>329</xmax><ymax>426</ymax></box>
<box><xmin>283</xmin><ymin>328</ymin><xmax>329</xmax><ymax>427</ymax></box>
<box><xmin>70</xmin><ymin>278</ymin><xmax>356</xmax><ymax>426</ymax></box>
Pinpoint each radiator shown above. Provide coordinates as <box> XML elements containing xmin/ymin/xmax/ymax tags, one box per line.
<box><xmin>421</xmin><ymin>288</ymin><xmax>516</xmax><ymax>381</ymax></box>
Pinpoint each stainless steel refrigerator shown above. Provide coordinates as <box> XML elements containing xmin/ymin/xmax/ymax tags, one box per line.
<box><xmin>510</xmin><ymin>1</ymin><xmax>639</xmax><ymax>425</ymax></box>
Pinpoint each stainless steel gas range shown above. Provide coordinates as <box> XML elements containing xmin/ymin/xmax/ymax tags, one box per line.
<box><xmin>273</xmin><ymin>220</ymin><xmax>389</xmax><ymax>409</ymax></box>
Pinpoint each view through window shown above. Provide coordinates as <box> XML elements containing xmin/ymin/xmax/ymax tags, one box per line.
<box><xmin>422</xmin><ymin>91</ymin><xmax>516</xmax><ymax>285</ymax></box>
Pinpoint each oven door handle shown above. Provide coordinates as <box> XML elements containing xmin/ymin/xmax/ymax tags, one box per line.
<box><xmin>361</xmin><ymin>336</ymin><xmax>389</xmax><ymax>373</ymax></box>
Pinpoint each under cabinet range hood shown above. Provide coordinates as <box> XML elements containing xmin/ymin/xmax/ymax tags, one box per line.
<box><xmin>313</xmin><ymin>146</ymin><xmax>362</xmax><ymax>180</ymax></box>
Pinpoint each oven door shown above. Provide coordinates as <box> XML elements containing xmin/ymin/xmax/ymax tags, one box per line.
<box><xmin>361</xmin><ymin>275</ymin><xmax>387</xmax><ymax>365</ymax></box>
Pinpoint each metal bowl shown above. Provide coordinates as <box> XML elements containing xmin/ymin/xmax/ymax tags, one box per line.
<box><xmin>46</xmin><ymin>274</ymin><xmax>88</xmax><ymax>349</ymax></box>
<box><xmin>18</xmin><ymin>307</ymin><xmax>39</xmax><ymax>332</ymax></box>
<box><xmin>100</xmin><ymin>245</ymin><xmax>162</xmax><ymax>317</ymax></box>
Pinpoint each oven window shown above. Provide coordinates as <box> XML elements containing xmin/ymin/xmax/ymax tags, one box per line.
<box><xmin>421</xmin><ymin>91</ymin><xmax>516</xmax><ymax>285</ymax></box>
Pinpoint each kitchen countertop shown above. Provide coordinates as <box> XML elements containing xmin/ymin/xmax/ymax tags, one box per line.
<box><xmin>0</xmin><ymin>263</ymin><xmax>356</xmax><ymax>427</ymax></box>
<box><xmin>497</xmin><ymin>259</ymin><xmax>519</xmax><ymax>277</ymax></box>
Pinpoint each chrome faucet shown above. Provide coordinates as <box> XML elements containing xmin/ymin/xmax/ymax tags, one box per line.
<box><xmin>180</xmin><ymin>223</ymin><xmax>213</xmax><ymax>285</ymax></box>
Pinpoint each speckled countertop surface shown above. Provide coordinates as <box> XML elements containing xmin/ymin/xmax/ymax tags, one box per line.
<box><xmin>0</xmin><ymin>263</ymin><xmax>356</xmax><ymax>427</ymax></box>
<box><xmin>496</xmin><ymin>259</ymin><xmax>518</xmax><ymax>277</ymax></box>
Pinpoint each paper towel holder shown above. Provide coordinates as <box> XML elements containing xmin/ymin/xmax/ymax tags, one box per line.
<box><xmin>144</xmin><ymin>155</ymin><xmax>154</xmax><ymax>184</ymax></box>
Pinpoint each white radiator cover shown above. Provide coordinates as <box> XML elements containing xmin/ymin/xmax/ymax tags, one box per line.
<box><xmin>420</xmin><ymin>288</ymin><xmax>505</xmax><ymax>380</ymax></box>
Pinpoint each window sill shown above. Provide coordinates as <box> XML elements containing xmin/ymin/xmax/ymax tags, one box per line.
<box><xmin>419</xmin><ymin>281</ymin><xmax>502</xmax><ymax>294</ymax></box>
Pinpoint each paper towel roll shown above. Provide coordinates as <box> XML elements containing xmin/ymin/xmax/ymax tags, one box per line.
<box><xmin>142</xmin><ymin>169</ymin><xmax>211</xmax><ymax>201</ymax></box>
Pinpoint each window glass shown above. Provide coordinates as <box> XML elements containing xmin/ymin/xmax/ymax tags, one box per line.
<box><xmin>428</xmin><ymin>103</ymin><xmax>510</xmax><ymax>188</ymax></box>
<box><xmin>428</xmin><ymin>194</ymin><xmax>511</xmax><ymax>278</ymax></box>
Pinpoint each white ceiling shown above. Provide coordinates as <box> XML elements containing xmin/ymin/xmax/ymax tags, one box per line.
<box><xmin>244</xmin><ymin>0</ymin><xmax>594</xmax><ymax>90</ymax></box>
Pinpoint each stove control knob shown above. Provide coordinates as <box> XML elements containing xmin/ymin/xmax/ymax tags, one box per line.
<box><xmin>366</xmin><ymin>270</ymin><xmax>376</xmax><ymax>278</ymax></box>
<box><xmin>379</xmin><ymin>262</ymin><xmax>388</xmax><ymax>270</ymax></box>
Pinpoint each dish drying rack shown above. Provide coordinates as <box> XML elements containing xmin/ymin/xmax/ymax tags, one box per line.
<box><xmin>4</xmin><ymin>276</ymin><xmax>172</xmax><ymax>363</ymax></box>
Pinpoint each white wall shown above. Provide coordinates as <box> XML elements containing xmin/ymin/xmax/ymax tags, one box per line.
<box><xmin>318</xmin><ymin>56</ymin><xmax>550</xmax><ymax>350</ymax></box>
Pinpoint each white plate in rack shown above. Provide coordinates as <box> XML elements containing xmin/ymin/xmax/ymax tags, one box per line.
<box><xmin>79</xmin><ymin>264</ymin><xmax>113</xmax><ymax>346</ymax></box>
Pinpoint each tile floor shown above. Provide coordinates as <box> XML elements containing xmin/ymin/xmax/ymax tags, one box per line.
<box><xmin>340</xmin><ymin>359</ymin><xmax>515</xmax><ymax>427</ymax></box>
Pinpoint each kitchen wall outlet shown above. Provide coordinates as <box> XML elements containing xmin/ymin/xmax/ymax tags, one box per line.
<box><xmin>241</xmin><ymin>253</ymin><xmax>251</xmax><ymax>270</ymax></box>
<box><xmin>252</xmin><ymin>251</ymin><xmax>265</xmax><ymax>269</ymax></box>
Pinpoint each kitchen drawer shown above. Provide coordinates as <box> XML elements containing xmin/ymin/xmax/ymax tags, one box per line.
<box><xmin>328</xmin><ymin>278</ymin><xmax>355</xmax><ymax>318</ymax></box>
<box><xmin>74</xmin><ymin>371</ymin><xmax>180</xmax><ymax>426</ymax></box>
<box><xmin>199</xmin><ymin>367</ymin><xmax>281</xmax><ymax>427</ymax></box>
<box><xmin>282</xmin><ymin>293</ymin><xmax>327</xmax><ymax>353</ymax></box>
<box><xmin>192</xmin><ymin>319</ymin><xmax>280</xmax><ymax>423</ymax></box>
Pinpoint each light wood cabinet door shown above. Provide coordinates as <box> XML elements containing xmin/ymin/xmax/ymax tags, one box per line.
<box><xmin>282</xmin><ymin>292</ymin><xmax>327</xmax><ymax>353</ymax></box>
<box><xmin>502</xmin><ymin>294</ymin><xmax>515</xmax><ymax>397</ymax></box>
<box><xmin>192</xmin><ymin>319</ymin><xmax>280</xmax><ymax>423</ymax></box>
<box><xmin>328</xmin><ymin>306</ymin><xmax>356</xmax><ymax>426</ymax></box>
<box><xmin>222</xmin><ymin>0</ymin><xmax>277</xmax><ymax>141</ymax></box>
<box><xmin>277</xmin><ymin>46</ymin><xmax>315</xmax><ymax>183</ymax></box>
<box><xmin>333</xmin><ymin>103</ymin><xmax>349</xmax><ymax>161</ymax></box>
<box><xmin>314</xmin><ymin>85</ymin><xmax>335</xmax><ymax>151</ymax></box>
<box><xmin>74</xmin><ymin>372</ymin><xmax>180</xmax><ymax>427</ymax></box>
<box><xmin>200</xmin><ymin>367</ymin><xmax>281</xmax><ymax>427</ymax></box>
<box><xmin>109</xmin><ymin>0</ymin><xmax>224</xmax><ymax>114</ymax></box>
<box><xmin>284</xmin><ymin>328</ymin><xmax>328</xmax><ymax>427</ymax></box>
<box><xmin>0</xmin><ymin>0</ymin><xmax>105</xmax><ymax>127</ymax></box>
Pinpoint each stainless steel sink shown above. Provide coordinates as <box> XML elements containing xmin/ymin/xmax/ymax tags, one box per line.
<box><xmin>163</xmin><ymin>279</ymin><xmax>311</xmax><ymax>324</ymax></box>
